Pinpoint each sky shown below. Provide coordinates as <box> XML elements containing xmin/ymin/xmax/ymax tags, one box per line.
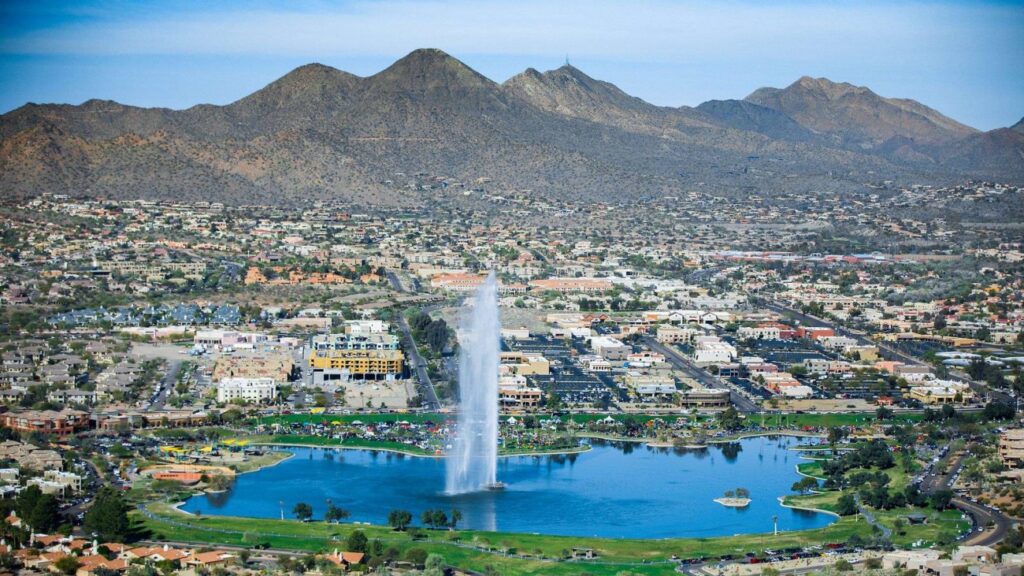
<box><xmin>1</xmin><ymin>0</ymin><xmax>1022</xmax><ymax>130</ymax></box>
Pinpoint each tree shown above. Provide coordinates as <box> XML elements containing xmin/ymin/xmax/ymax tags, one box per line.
<box><xmin>292</xmin><ymin>502</ymin><xmax>313</xmax><ymax>521</ymax></box>
<box><xmin>29</xmin><ymin>494</ymin><xmax>60</xmax><ymax>533</ymax></box>
<box><xmin>875</xmin><ymin>406</ymin><xmax>893</xmax><ymax>421</ymax></box>
<box><xmin>423</xmin><ymin>553</ymin><xmax>446</xmax><ymax>576</ymax></box>
<box><xmin>346</xmin><ymin>529</ymin><xmax>368</xmax><ymax>553</ymax></box>
<box><xmin>431</xmin><ymin>510</ymin><xmax>448</xmax><ymax>529</ymax></box>
<box><xmin>387</xmin><ymin>509</ymin><xmax>412</xmax><ymax>531</ymax></box>
<box><xmin>545</xmin><ymin>391</ymin><xmax>562</xmax><ymax>412</ymax></box>
<box><xmin>53</xmin><ymin>556</ymin><xmax>81</xmax><ymax>575</ymax></box>
<box><xmin>421</xmin><ymin>509</ymin><xmax>435</xmax><ymax>528</ymax></box>
<box><xmin>716</xmin><ymin>406</ymin><xmax>743</xmax><ymax>431</ymax></box>
<box><xmin>982</xmin><ymin>401</ymin><xmax>1015</xmax><ymax>421</ymax></box>
<box><xmin>324</xmin><ymin>505</ymin><xmax>350</xmax><ymax>524</ymax></box>
<box><xmin>791</xmin><ymin>477</ymin><xmax>818</xmax><ymax>495</ymax></box>
<box><xmin>404</xmin><ymin>548</ymin><xmax>428</xmax><ymax>567</ymax></box>
<box><xmin>827</xmin><ymin>427</ymin><xmax>847</xmax><ymax>455</ymax></box>
<box><xmin>84</xmin><ymin>487</ymin><xmax>130</xmax><ymax>541</ymax></box>
<box><xmin>930</xmin><ymin>489</ymin><xmax>954</xmax><ymax>510</ymax></box>
<box><xmin>448</xmin><ymin>508</ymin><xmax>463</xmax><ymax>530</ymax></box>
<box><xmin>15</xmin><ymin>485</ymin><xmax>42</xmax><ymax>525</ymax></box>
<box><xmin>835</xmin><ymin>493</ymin><xmax>859</xmax><ymax>516</ymax></box>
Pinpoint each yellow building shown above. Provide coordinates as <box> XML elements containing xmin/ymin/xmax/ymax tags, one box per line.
<box><xmin>909</xmin><ymin>382</ymin><xmax>974</xmax><ymax>405</ymax></box>
<box><xmin>500</xmin><ymin>351</ymin><xmax>550</xmax><ymax>375</ymax></box>
<box><xmin>309</xmin><ymin>349</ymin><xmax>404</xmax><ymax>379</ymax></box>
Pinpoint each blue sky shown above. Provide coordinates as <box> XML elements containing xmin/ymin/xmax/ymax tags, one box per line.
<box><xmin>1</xmin><ymin>0</ymin><xmax>1021</xmax><ymax>130</ymax></box>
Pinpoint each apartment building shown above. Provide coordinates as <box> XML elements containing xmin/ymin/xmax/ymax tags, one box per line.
<box><xmin>216</xmin><ymin>377</ymin><xmax>277</xmax><ymax>404</ymax></box>
<box><xmin>309</xmin><ymin>349</ymin><xmax>405</xmax><ymax>381</ymax></box>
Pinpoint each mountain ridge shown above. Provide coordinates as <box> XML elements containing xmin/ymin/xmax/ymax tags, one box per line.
<box><xmin>1</xmin><ymin>49</ymin><xmax>1020</xmax><ymax>206</ymax></box>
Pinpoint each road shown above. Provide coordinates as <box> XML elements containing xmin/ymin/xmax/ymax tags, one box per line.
<box><xmin>760</xmin><ymin>299</ymin><xmax>1009</xmax><ymax>406</ymax></box>
<box><xmin>387</xmin><ymin>269</ymin><xmax>442</xmax><ymax>410</ymax></box>
<box><xmin>761</xmin><ymin>300</ymin><xmax>927</xmax><ymax>367</ymax></box>
<box><xmin>642</xmin><ymin>336</ymin><xmax>760</xmax><ymax>413</ymax></box>
<box><xmin>918</xmin><ymin>452</ymin><xmax>1015</xmax><ymax>547</ymax></box>
<box><xmin>148</xmin><ymin>360</ymin><xmax>181</xmax><ymax>411</ymax></box>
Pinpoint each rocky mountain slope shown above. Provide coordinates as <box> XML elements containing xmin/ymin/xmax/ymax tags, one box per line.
<box><xmin>1</xmin><ymin>49</ymin><xmax>1020</xmax><ymax>206</ymax></box>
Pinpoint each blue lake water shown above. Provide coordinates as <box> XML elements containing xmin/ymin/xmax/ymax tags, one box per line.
<box><xmin>181</xmin><ymin>436</ymin><xmax>834</xmax><ymax>538</ymax></box>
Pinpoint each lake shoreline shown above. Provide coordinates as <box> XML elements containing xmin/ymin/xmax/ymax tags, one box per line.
<box><xmin>177</xmin><ymin>437</ymin><xmax>837</xmax><ymax>539</ymax></box>
<box><xmin>253</xmin><ymin>440</ymin><xmax>592</xmax><ymax>459</ymax></box>
<box><xmin>252</xmin><ymin>430</ymin><xmax>826</xmax><ymax>459</ymax></box>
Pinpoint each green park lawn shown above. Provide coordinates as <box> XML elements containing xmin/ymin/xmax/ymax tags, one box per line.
<box><xmin>247</xmin><ymin>434</ymin><xmax>439</xmax><ymax>456</ymax></box>
<box><xmin>759</xmin><ymin>412</ymin><xmax>922</xmax><ymax>429</ymax></box>
<box><xmin>134</xmin><ymin>493</ymin><xmax>965</xmax><ymax>576</ymax></box>
<box><xmin>253</xmin><ymin>413</ymin><xmax>446</xmax><ymax>426</ymax></box>
<box><xmin>796</xmin><ymin>460</ymin><xmax>828</xmax><ymax>480</ymax></box>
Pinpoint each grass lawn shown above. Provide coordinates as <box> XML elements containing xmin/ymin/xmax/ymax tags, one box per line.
<box><xmin>796</xmin><ymin>461</ymin><xmax>828</xmax><ymax>480</ymax></box>
<box><xmin>135</xmin><ymin>500</ymin><xmax>925</xmax><ymax>576</ymax></box>
<box><xmin>249</xmin><ymin>434</ymin><xmax>439</xmax><ymax>456</ymax></box>
<box><xmin>763</xmin><ymin>412</ymin><xmax>922</xmax><ymax>429</ymax></box>
<box><xmin>783</xmin><ymin>490</ymin><xmax>843</xmax><ymax>513</ymax></box>
<box><xmin>254</xmin><ymin>413</ymin><xmax>447</xmax><ymax>426</ymax></box>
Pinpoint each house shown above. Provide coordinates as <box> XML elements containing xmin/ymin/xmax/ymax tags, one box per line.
<box><xmin>882</xmin><ymin>549</ymin><xmax>942</xmax><ymax>571</ymax></box>
<box><xmin>47</xmin><ymin>389</ymin><xmax>98</xmax><ymax>405</ymax></box>
<box><xmin>953</xmin><ymin>545</ymin><xmax>997</xmax><ymax>564</ymax></box>
<box><xmin>0</xmin><ymin>409</ymin><xmax>90</xmax><ymax>438</ymax></box>
<box><xmin>998</xmin><ymin>428</ymin><xmax>1024</xmax><ymax>467</ymax></box>
<box><xmin>184</xmin><ymin>550</ymin><xmax>236</xmax><ymax>568</ymax></box>
<box><xmin>323</xmin><ymin>550</ymin><xmax>366</xmax><ymax>569</ymax></box>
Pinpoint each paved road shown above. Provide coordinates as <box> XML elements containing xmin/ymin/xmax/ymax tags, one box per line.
<box><xmin>761</xmin><ymin>300</ymin><xmax>927</xmax><ymax>367</ymax></box>
<box><xmin>955</xmin><ymin>497</ymin><xmax>1014</xmax><ymax>547</ymax></box>
<box><xmin>642</xmin><ymin>336</ymin><xmax>760</xmax><ymax>413</ymax></box>
<box><xmin>854</xmin><ymin>494</ymin><xmax>892</xmax><ymax>538</ymax></box>
<box><xmin>387</xmin><ymin>269</ymin><xmax>442</xmax><ymax>410</ymax></box>
<box><xmin>148</xmin><ymin>360</ymin><xmax>181</xmax><ymax>411</ymax></box>
<box><xmin>396</xmin><ymin>313</ymin><xmax>441</xmax><ymax>410</ymax></box>
<box><xmin>918</xmin><ymin>451</ymin><xmax>1015</xmax><ymax>547</ymax></box>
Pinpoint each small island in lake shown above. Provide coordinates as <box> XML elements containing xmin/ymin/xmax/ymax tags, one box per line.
<box><xmin>714</xmin><ymin>487</ymin><xmax>751</xmax><ymax>508</ymax></box>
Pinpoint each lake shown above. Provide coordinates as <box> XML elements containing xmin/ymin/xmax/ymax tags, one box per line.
<box><xmin>180</xmin><ymin>435</ymin><xmax>834</xmax><ymax>538</ymax></box>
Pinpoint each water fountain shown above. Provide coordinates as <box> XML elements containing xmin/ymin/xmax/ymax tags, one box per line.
<box><xmin>445</xmin><ymin>272</ymin><xmax>501</xmax><ymax>494</ymax></box>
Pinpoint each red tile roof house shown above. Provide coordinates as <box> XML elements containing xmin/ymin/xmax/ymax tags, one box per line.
<box><xmin>124</xmin><ymin>545</ymin><xmax>191</xmax><ymax>564</ymax></box>
<box><xmin>323</xmin><ymin>550</ymin><xmax>366</xmax><ymax>570</ymax></box>
<box><xmin>75</xmin><ymin>554</ymin><xmax>129</xmax><ymax>575</ymax></box>
<box><xmin>184</xmin><ymin>550</ymin><xmax>236</xmax><ymax>568</ymax></box>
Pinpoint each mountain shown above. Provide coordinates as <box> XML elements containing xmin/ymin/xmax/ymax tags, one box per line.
<box><xmin>745</xmin><ymin>76</ymin><xmax>977</xmax><ymax>149</ymax></box>
<box><xmin>695</xmin><ymin>99</ymin><xmax>815</xmax><ymax>142</ymax></box>
<box><xmin>1011</xmin><ymin>117</ymin><xmax>1024</xmax><ymax>134</ymax></box>
<box><xmin>1</xmin><ymin>50</ymin><xmax>1020</xmax><ymax>206</ymax></box>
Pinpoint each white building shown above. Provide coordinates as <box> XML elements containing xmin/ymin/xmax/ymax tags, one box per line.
<box><xmin>692</xmin><ymin>337</ymin><xmax>737</xmax><ymax>365</ymax></box>
<box><xmin>217</xmin><ymin>377</ymin><xmax>277</xmax><ymax>404</ymax></box>
<box><xmin>738</xmin><ymin>325</ymin><xmax>781</xmax><ymax>340</ymax></box>
<box><xmin>590</xmin><ymin>336</ymin><xmax>629</xmax><ymax>360</ymax></box>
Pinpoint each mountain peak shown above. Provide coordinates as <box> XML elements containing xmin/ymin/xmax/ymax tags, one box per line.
<box><xmin>370</xmin><ymin>48</ymin><xmax>494</xmax><ymax>92</ymax></box>
<box><xmin>229</xmin><ymin>62</ymin><xmax>361</xmax><ymax>112</ymax></box>
<box><xmin>1011</xmin><ymin>117</ymin><xmax>1024</xmax><ymax>133</ymax></box>
<box><xmin>745</xmin><ymin>76</ymin><xmax>976</xmax><ymax>146</ymax></box>
<box><xmin>791</xmin><ymin>76</ymin><xmax>872</xmax><ymax>100</ymax></box>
